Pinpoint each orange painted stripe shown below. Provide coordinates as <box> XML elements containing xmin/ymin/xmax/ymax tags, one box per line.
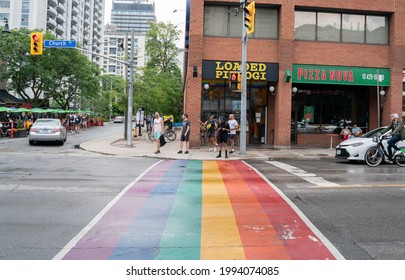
<box><xmin>217</xmin><ymin>161</ymin><xmax>291</xmax><ymax>260</ymax></box>
<box><xmin>200</xmin><ymin>161</ymin><xmax>245</xmax><ymax>260</ymax></box>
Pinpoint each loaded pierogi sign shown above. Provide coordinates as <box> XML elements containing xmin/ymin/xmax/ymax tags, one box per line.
<box><xmin>202</xmin><ymin>60</ymin><xmax>279</xmax><ymax>82</ymax></box>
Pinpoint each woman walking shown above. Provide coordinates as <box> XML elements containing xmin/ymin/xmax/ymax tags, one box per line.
<box><xmin>152</xmin><ymin>112</ymin><xmax>164</xmax><ymax>154</ymax></box>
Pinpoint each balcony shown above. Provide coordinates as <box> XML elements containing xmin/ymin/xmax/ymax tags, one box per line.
<box><xmin>47</xmin><ymin>6</ymin><xmax>57</xmax><ymax>17</ymax></box>
<box><xmin>72</xmin><ymin>0</ymin><xmax>79</xmax><ymax>8</ymax></box>
<box><xmin>48</xmin><ymin>0</ymin><xmax>57</xmax><ymax>7</ymax></box>
<box><xmin>71</xmin><ymin>15</ymin><xmax>79</xmax><ymax>24</ymax></box>
<box><xmin>55</xmin><ymin>25</ymin><xmax>64</xmax><ymax>36</ymax></box>
<box><xmin>46</xmin><ymin>17</ymin><xmax>56</xmax><ymax>29</ymax></box>
<box><xmin>56</xmin><ymin>14</ymin><xmax>64</xmax><ymax>25</ymax></box>
<box><xmin>56</xmin><ymin>3</ymin><xmax>65</xmax><ymax>14</ymax></box>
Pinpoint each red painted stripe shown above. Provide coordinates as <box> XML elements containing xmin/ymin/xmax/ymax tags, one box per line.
<box><xmin>228</xmin><ymin>161</ymin><xmax>336</xmax><ymax>260</ymax></box>
<box><xmin>217</xmin><ymin>161</ymin><xmax>291</xmax><ymax>260</ymax></box>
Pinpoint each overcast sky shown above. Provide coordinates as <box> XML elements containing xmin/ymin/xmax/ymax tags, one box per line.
<box><xmin>104</xmin><ymin>0</ymin><xmax>187</xmax><ymax>47</ymax></box>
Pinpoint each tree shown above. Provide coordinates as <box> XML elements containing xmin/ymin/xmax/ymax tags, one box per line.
<box><xmin>0</xmin><ymin>28</ymin><xmax>100</xmax><ymax>108</ymax></box>
<box><xmin>134</xmin><ymin>22</ymin><xmax>183</xmax><ymax>119</ymax></box>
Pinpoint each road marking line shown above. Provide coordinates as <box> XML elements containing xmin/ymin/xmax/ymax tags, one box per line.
<box><xmin>245</xmin><ymin>161</ymin><xmax>345</xmax><ymax>260</ymax></box>
<box><xmin>310</xmin><ymin>183</ymin><xmax>405</xmax><ymax>189</ymax></box>
<box><xmin>52</xmin><ymin>160</ymin><xmax>163</xmax><ymax>260</ymax></box>
<box><xmin>266</xmin><ymin>161</ymin><xmax>340</xmax><ymax>187</ymax></box>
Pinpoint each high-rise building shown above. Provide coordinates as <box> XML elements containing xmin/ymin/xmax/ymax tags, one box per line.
<box><xmin>111</xmin><ymin>0</ymin><xmax>156</xmax><ymax>35</ymax></box>
<box><xmin>0</xmin><ymin>0</ymin><xmax>105</xmax><ymax>66</ymax></box>
<box><xmin>103</xmin><ymin>0</ymin><xmax>156</xmax><ymax>77</ymax></box>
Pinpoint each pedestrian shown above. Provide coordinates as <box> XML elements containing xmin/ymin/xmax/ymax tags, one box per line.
<box><xmin>69</xmin><ymin>113</ymin><xmax>75</xmax><ymax>133</ymax></box>
<box><xmin>381</xmin><ymin>113</ymin><xmax>405</xmax><ymax>162</ymax></box>
<box><xmin>351</xmin><ymin>123</ymin><xmax>362</xmax><ymax>137</ymax></box>
<box><xmin>228</xmin><ymin>114</ymin><xmax>239</xmax><ymax>154</ymax></box>
<box><xmin>340</xmin><ymin>125</ymin><xmax>352</xmax><ymax>140</ymax></box>
<box><xmin>199</xmin><ymin>115</ymin><xmax>218</xmax><ymax>152</ymax></box>
<box><xmin>216</xmin><ymin>116</ymin><xmax>230</xmax><ymax>158</ymax></box>
<box><xmin>178</xmin><ymin>113</ymin><xmax>190</xmax><ymax>154</ymax></box>
<box><xmin>152</xmin><ymin>111</ymin><xmax>164</xmax><ymax>154</ymax></box>
<box><xmin>82</xmin><ymin>113</ymin><xmax>88</xmax><ymax>131</ymax></box>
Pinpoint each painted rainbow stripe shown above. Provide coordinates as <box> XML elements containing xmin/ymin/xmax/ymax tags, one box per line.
<box><xmin>60</xmin><ymin>160</ymin><xmax>340</xmax><ymax>260</ymax></box>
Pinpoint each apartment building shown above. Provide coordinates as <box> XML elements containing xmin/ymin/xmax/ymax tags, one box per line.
<box><xmin>0</xmin><ymin>0</ymin><xmax>105</xmax><ymax>66</ymax></box>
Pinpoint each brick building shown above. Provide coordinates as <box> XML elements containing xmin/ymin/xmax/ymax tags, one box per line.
<box><xmin>182</xmin><ymin>0</ymin><xmax>405</xmax><ymax>148</ymax></box>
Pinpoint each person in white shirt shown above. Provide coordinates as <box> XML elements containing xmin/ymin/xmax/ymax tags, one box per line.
<box><xmin>227</xmin><ymin>114</ymin><xmax>238</xmax><ymax>154</ymax></box>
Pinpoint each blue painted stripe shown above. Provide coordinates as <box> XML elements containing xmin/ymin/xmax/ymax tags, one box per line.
<box><xmin>155</xmin><ymin>160</ymin><xmax>203</xmax><ymax>260</ymax></box>
<box><xmin>108</xmin><ymin>160</ymin><xmax>187</xmax><ymax>260</ymax></box>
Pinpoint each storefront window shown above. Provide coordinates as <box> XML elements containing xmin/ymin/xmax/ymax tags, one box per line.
<box><xmin>295</xmin><ymin>10</ymin><xmax>389</xmax><ymax>45</ymax></box>
<box><xmin>204</xmin><ymin>5</ymin><xmax>279</xmax><ymax>39</ymax></box>
<box><xmin>292</xmin><ymin>85</ymin><xmax>369</xmax><ymax>134</ymax></box>
<box><xmin>317</xmin><ymin>12</ymin><xmax>341</xmax><ymax>42</ymax></box>
<box><xmin>294</xmin><ymin>11</ymin><xmax>316</xmax><ymax>40</ymax></box>
<box><xmin>342</xmin><ymin>14</ymin><xmax>365</xmax><ymax>43</ymax></box>
<box><xmin>366</xmin><ymin>15</ymin><xmax>389</xmax><ymax>44</ymax></box>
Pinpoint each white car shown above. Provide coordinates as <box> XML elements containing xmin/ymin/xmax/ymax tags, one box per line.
<box><xmin>335</xmin><ymin>127</ymin><xmax>405</xmax><ymax>162</ymax></box>
<box><xmin>28</xmin><ymin>119</ymin><xmax>67</xmax><ymax>145</ymax></box>
<box><xmin>113</xmin><ymin>116</ymin><xmax>124</xmax><ymax>123</ymax></box>
<box><xmin>323</xmin><ymin>119</ymin><xmax>352</xmax><ymax>134</ymax></box>
<box><xmin>296</xmin><ymin>120</ymin><xmax>318</xmax><ymax>133</ymax></box>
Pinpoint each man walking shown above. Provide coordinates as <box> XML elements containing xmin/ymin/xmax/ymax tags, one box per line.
<box><xmin>228</xmin><ymin>114</ymin><xmax>239</xmax><ymax>154</ymax></box>
<box><xmin>216</xmin><ymin>116</ymin><xmax>230</xmax><ymax>158</ymax></box>
<box><xmin>178</xmin><ymin>113</ymin><xmax>190</xmax><ymax>154</ymax></box>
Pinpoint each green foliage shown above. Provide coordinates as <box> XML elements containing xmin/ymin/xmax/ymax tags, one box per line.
<box><xmin>134</xmin><ymin>22</ymin><xmax>183</xmax><ymax>120</ymax></box>
<box><xmin>0</xmin><ymin>28</ymin><xmax>100</xmax><ymax>109</ymax></box>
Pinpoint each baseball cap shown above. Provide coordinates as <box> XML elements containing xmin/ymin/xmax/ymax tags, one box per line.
<box><xmin>390</xmin><ymin>113</ymin><xmax>399</xmax><ymax>118</ymax></box>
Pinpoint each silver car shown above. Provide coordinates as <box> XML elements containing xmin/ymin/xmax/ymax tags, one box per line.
<box><xmin>28</xmin><ymin>119</ymin><xmax>67</xmax><ymax>145</ymax></box>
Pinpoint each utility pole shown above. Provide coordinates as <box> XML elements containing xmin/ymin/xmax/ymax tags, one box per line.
<box><xmin>239</xmin><ymin>1</ymin><xmax>255</xmax><ymax>155</ymax></box>
<box><xmin>240</xmin><ymin>1</ymin><xmax>248</xmax><ymax>155</ymax></box>
<box><xmin>76</xmin><ymin>30</ymin><xmax>135</xmax><ymax>146</ymax></box>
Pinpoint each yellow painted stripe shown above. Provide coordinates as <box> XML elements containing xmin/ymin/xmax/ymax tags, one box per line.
<box><xmin>200</xmin><ymin>161</ymin><xmax>245</xmax><ymax>260</ymax></box>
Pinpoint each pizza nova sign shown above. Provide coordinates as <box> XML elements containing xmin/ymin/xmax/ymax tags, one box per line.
<box><xmin>202</xmin><ymin>60</ymin><xmax>279</xmax><ymax>82</ymax></box>
<box><xmin>292</xmin><ymin>64</ymin><xmax>390</xmax><ymax>87</ymax></box>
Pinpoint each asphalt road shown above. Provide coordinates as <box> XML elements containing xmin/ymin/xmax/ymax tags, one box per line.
<box><xmin>0</xmin><ymin>123</ymin><xmax>159</xmax><ymax>259</ymax></box>
<box><xmin>248</xmin><ymin>159</ymin><xmax>405</xmax><ymax>260</ymax></box>
<box><xmin>1</xmin><ymin>123</ymin><xmax>405</xmax><ymax>260</ymax></box>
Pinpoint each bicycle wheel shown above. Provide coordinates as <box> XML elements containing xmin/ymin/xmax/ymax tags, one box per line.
<box><xmin>365</xmin><ymin>146</ymin><xmax>384</xmax><ymax>167</ymax></box>
<box><xmin>165</xmin><ymin>130</ymin><xmax>176</xmax><ymax>142</ymax></box>
<box><xmin>146</xmin><ymin>131</ymin><xmax>154</xmax><ymax>142</ymax></box>
<box><xmin>395</xmin><ymin>154</ymin><xmax>405</xmax><ymax>167</ymax></box>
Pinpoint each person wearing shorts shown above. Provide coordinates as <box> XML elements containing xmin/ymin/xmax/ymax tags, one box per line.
<box><xmin>178</xmin><ymin>114</ymin><xmax>190</xmax><ymax>154</ymax></box>
<box><xmin>152</xmin><ymin>112</ymin><xmax>164</xmax><ymax>154</ymax></box>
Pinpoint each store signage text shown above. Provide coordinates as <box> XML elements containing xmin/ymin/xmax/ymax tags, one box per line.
<box><xmin>292</xmin><ymin>65</ymin><xmax>390</xmax><ymax>86</ymax></box>
<box><xmin>215</xmin><ymin>61</ymin><xmax>267</xmax><ymax>80</ymax></box>
<box><xmin>297</xmin><ymin>68</ymin><xmax>354</xmax><ymax>83</ymax></box>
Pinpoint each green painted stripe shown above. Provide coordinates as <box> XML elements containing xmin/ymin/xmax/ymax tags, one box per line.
<box><xmin>155</xmin><ymin>160</ymin><xmax>203</xmax><ymax>260</ymax></box>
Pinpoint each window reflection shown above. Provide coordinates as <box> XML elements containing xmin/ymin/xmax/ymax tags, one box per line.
<box><xmin>294</xmin><ymin>11</ymin><xmax>316</xmax><ymax>40</ymax></box>
<box><xmin>342</xmin><ymin>14</ymin><xmax>365</xmax><ymax>43</ymax></box>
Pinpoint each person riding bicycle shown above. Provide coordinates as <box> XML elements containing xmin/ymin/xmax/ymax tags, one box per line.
<box><xmin>380</xmin><ymin>113</ymin><xmax>405</xmax><ymax>162</ymax></box>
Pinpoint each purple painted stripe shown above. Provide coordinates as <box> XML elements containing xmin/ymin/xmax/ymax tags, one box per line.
<box><xmin>62</xmin><ymin>160</ymin><xmax>175</xmax><ymax>260</ymax></box>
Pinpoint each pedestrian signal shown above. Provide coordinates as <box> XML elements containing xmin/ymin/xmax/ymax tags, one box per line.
<box><xmin>30</xmin><ymin>32</ymin><xmax>43</xmax><ymax>55</ymax></box>
<box><xmin>244</xmin><ymin>2</ymin><xmax>255</xmax><ymax>35</ymax></box>
<box><xmin>229</xmin><ymin>72</ymin><xmax>241</xmax><ymax>91</ymax></box>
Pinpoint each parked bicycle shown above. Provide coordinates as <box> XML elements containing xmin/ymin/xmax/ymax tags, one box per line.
<box><xmin>365</xmin><ymin>134</ymin><xmax>405</xmax><ymax>167</ymax></box>
<box><xmin>146</xmin><ymin>126</ymin><xmax>176</xmax><ymax>143</ymax></box>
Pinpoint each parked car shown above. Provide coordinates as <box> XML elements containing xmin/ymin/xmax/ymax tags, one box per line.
<box><xmin>323</xmin><ymin>119</ymin><xmax>352</xmax><ymax>134</ymax></box>
<box><xmin>113</xmin><ymin>116</ymin><xmax>124</xmax><ymax>123</ymax></box>
<box><xmin>296</xmin><ymin>120</ymin><xmax>318</xmax><ymax>133</ymax></box>
<box><xmin>335</xmin><ymin>126</ymin><xmax>405</xmax><ymax>162</ymax></box>
<box><xmin>28</xmin><ymin>119</ymin><xmax>67</xmax><ymax>145</ymax></box>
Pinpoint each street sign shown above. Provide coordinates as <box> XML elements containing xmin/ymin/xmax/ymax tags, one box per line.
<box><xmin>44</xmin><ymin>40</ymin><xmax>76</xmax><ymax>48</ymax></box>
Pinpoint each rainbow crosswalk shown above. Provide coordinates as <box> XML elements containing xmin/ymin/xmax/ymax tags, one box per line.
<box><xmin>56</xmin><ymin>160</ymin><xmax>342</xmax><ymax>260</ymax></box>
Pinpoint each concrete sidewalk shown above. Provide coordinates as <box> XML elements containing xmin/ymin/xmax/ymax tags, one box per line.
<box><xmin>79</xmin><ymin>132</ymin><xmax>336</xmax><ymax>160</ymax></box>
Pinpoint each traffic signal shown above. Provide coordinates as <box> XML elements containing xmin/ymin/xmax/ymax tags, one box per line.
<box><xmin>229</xmin><ymin>71</ymin><xmax>241</xmax><ymax>91</ymax></box>
<box><xmin>30</xmin><ymin>32</ymin><xmax>43</xmax><ymax>55</ymax></box>
<box><xmin>237</xmin><ymin>72</ymin><xmax>242</xmax><ymax>91</ymax></box>
<box><xmin>244</xmin><ymin>1</ymin><xmax>255</xmax><ymax>35</ymax></box>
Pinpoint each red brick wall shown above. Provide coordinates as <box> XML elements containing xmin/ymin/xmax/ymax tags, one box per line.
<box><xmin>184</xmin><ymin>0</ymin><xmax>405</xmax><ymax>147</ymax></box>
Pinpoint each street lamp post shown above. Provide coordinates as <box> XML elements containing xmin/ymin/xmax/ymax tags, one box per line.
<box><xmin>2</xmin><ymin>18</ymin><xmax>10</xmax><ymax>34</ymax></box>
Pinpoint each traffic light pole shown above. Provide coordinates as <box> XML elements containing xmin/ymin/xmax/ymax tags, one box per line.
<box><xmin>76</xmin><ymin>29</ymin><xmax>135</xmax><ymax>146</ymax></box>
<box><xmin>240</xmin><ymin>1</ymin><xmax>248</xmax><ymax>155</ymax></box>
